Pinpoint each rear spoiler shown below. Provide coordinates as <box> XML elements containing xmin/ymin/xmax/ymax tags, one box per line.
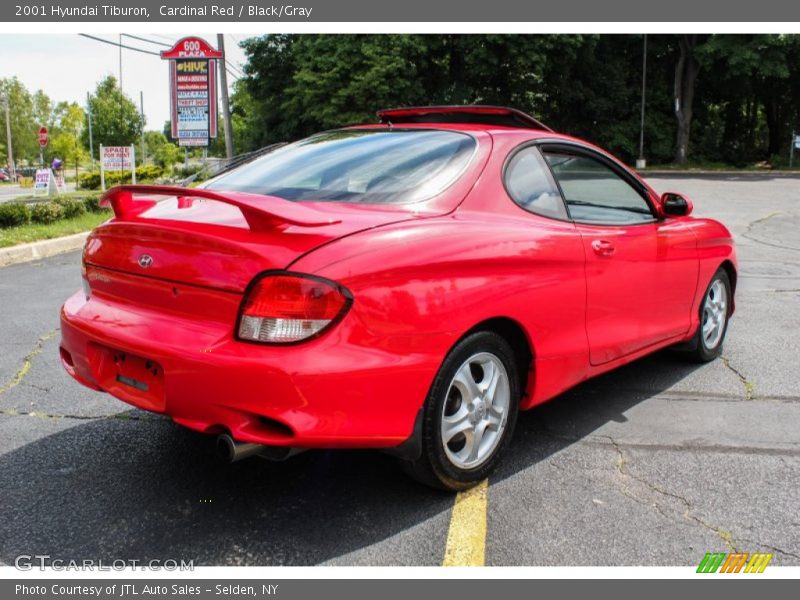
<box><xmin>377</xmin><ymin>105</ymin><xmax>554</xmax><ymax>132</ymax></box>
<box><xmin>99</xmin><ymin>185</ymin><xmax>341</xmax><ymax>230</ymax></box>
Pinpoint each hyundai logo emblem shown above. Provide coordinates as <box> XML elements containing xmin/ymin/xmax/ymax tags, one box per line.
<box><xmin>138</xmin><ymin>254</ymin><xmax>154</xmax><ymax>269</ymax></box>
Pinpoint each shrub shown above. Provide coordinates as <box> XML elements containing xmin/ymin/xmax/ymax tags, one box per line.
<box><xmin>0</xmin><ymin>202</ymin><xmax>32</xmax><ymax>228</ymax></box>
<box><xmin>54</xmin><ymin>197</ymin><xmax>86</xmax><ymax>219</ymax></box>
<box><xmin>77</xmin><ymin>165</ymin><xmax>165</xmax><ymax>190</ymax></box>
<box><xmin>30</xmin><ymin>201</ymin><xmax>64</xmax><ymax>224</ymax></box>
<box><xmin>82</xmin><ymin>194</ymin><xmax>106</xmax><ymax>213</ymax></box>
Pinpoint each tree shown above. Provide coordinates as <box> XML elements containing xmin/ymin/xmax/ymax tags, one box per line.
<box><xmin>0</xmin><ymin>77</ymin><xmax>39</xmax><ymax>164</ymax></box>
<box><xmin>49</xmin><ymin>102</ymin><xmax>87</xmax><ymax>177</ymax></box>
<box><xmin>236</xmin><ymin>34</ymin><xmax>800</xmax><ymax>167</ymax></box>
<box><xmin>81</xmin><ymin>76</ymin><xmax>143</xmax><ymax>157</ymax></box>
<box><xmin>673</xmin><ymin>35</ymin><xmax>707</xmax><ymax>164</ymax></box>
<box><xmin>145</xmin><ymin>130</ymin><xmax>182</xmax><ymax>169</ymax></box>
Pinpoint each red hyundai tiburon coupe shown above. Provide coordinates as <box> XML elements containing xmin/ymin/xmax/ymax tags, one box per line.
<box><xmin>60</xmin><ymin>106</ymin><xmax>736</xmax><ymax>490</ymax></box>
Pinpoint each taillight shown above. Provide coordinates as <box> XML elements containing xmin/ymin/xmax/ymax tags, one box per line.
<box><xmin>237</xmin><ymin>272</ymin><xmax>352</xmax><ymax>344</ymax></box>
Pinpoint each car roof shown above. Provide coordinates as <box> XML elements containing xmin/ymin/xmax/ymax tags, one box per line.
<box><xmin>376</xmin><ymin>105</ymin><xmax>553</xmax><ymax>131</ymax></box>
<box><xmin>345</xmin><ymin>104</ymin><xmax>580</xmax><ymax>140</ymax></box>
<box><xmin>346</xmin><ymin>121</ymin><xmax>581</xmax><ymax>144</ymax></box>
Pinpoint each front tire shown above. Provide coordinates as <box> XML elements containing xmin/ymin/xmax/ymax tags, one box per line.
<box><xmin>682</xmin><ymin>268</ymin><xmax>732</xmax><ymax>362</ymax></box>
<box><xmin>401</xmin><ymin>331</ymin><xmax>520</xmax><ymax>491</ymax></box>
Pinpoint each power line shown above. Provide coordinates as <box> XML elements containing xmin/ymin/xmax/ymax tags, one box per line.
<box><xmin>78</xmin><ymin>33</ymin><xmax>161</xmax><ymax>56</ymax></box>
<box><xmin>121</xmin><ymin>33</ymin><xmax>171</xmax><ymax>48</ymax></box>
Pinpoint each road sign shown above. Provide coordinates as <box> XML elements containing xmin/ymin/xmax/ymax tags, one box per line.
<box><xmin>38</xmin><ymin>126</ymin><xmax>48</xmax><ymax>147</ymax></box>
<box><xmin>794</xmin><ymin>135</ymin><xmax>800</xmax><ymax>149</ymax></box>
<box><xmin>160</xmin><ymin>37</ymin><xmax>222</xmax><ymax>147</ymax></box>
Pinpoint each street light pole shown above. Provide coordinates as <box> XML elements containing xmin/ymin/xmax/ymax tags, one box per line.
<box><xmin>140</xmin><ymin>90</ymin><xmax>146</xmax><ymax>166</ymax></box>
<box><xmin>86</xmin><ymin>91</ymin><xmax>95</xmax><ymax>170</ymax></box>
<box><xmin>3</xmin><ymin>92</ymin><xmax>16</xmax><ymax>182</ymax></box>
<box><xmin>637</xmin><ymin>34</ymin><xmax>648</xmax><ymax>170</ymax></box>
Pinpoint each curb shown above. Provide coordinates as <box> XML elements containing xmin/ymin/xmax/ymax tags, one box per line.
<box><xmin>638</xmin><ymin>170</ymin><xmax>800</xmax><ymax>178</ymax></box>
<box><xmin>0</xmin><ymin>232</ymin><xmax>88</xmax><ymax>268</ymax></box>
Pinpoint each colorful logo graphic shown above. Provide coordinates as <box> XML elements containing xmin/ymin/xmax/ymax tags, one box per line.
<box><xmin>697</xmin><ymin>552</ymin><xmax>773</xmax><ymax>573</ymax></box>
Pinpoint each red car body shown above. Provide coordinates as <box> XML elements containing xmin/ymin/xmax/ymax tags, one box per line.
<box><xmin>60</xmin><ymin>107</ymin><xmax>737</xmax><ymax>456</ymax></box>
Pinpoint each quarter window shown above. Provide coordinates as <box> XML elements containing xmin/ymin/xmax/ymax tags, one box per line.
<box><xmin>543</xmin><ymin>152</ymin><xmax>654</xmax><ymax>224</ymax></box>
<box><xmin>504</xmin><ymin>147</ymin><xmax>567</xmax><ymax>219</ymax></box>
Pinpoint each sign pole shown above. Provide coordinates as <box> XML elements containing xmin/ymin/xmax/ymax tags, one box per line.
<box><xmin>791</xmin><ymin>130</ymin><xmax>795</xmax><ymax>169</ymax></box>
<box><xmin>100</xmin><ymin>144</ymin><xmax>105</xmax><ymax>192</ymax></box>
<box><xmin>131</xmin><ymin>145</ymin><xmax>136</xmax><ymax>184</ymax></box>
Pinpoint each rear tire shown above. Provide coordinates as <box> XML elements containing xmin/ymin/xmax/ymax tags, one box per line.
<box><xmin>401</xmin><ymin>331</ymin><xmax>520</xmax><ymax>491</ymax></box>
<box><xmin>680</xmin><ymin>268</ymin><xmax>732</xmax><ymax>363</ymax></box>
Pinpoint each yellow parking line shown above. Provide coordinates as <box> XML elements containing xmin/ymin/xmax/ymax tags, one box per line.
<box><xmin>442</xmin><ymin>479</ymin><xmax>489</xmax><ymax>566</ymax></box>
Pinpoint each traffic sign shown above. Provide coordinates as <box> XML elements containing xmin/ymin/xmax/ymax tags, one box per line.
<box><xmin>38</xmin><ymin>126</ymin><xmax>48</xmax><ymax>147</ymax></box>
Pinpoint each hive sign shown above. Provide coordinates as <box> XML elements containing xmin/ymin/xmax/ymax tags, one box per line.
<box><xmin>161</xmin><ymin>37</ymin><xmax>221</xmax><ymax>147</ymax></box>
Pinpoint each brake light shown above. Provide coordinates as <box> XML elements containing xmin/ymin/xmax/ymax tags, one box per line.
<box><xmin>237</xmin><ymin>273</ymin><xmax>352</xmax><ymax>344</ymax></box>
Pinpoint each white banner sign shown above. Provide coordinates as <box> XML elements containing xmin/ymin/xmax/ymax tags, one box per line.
<box><xmin>99</xmin><ymin>144</ymin><xmax>136</xmax><ymax>191</ymax></box>
<box><xmin>34</xmin><ymin>169</ymin><xmax>50</xmax><ymax>190</ymax></box>
<box><xmin>101</xmin><ymin>146</ymin><xmax>133</xmax><ymax>171</ymax></box>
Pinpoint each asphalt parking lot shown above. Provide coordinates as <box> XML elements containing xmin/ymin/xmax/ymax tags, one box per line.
<box><xmin>0</xmin><ymin>174</ymin><xmax>798</xmax><ymax>567</ymax></box>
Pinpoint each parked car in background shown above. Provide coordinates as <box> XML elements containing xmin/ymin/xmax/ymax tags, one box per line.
<box><xmin>59</xmin><ymin>105</ymin><xmax>737</xmax><ymax>490</ymax></box>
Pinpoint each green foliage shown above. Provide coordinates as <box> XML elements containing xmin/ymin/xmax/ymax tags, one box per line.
<box><xmin>236</xmin><ymin>34</ymin><xmax>800</xmax><ymax>166</ymax></box>
<box><xmin>0</xmin><ymin>202</ymin><xmax>31</xmax><ymax>228</ymax></box>
<box><xmin>30</xmin><ymin>201</ymin><xmax>64</xmax><ymax>224</ymax></box>
<box><xmin>77</xmin><ymin>164</ymin><xmax>164</xmax><ymax>190</ymax></box>
<box><xmin>82</xmin><ymin>194</ymin><xmax>105</xmax><ymax>213</ymax></box>
<box><xmin>53</xmin><ymin>197</ymin><xmax>87</xmax><ymax>219</ymax></box>
<box><xmin>81</xmin><ymin>76</ymin><xmax>144</xmax><ymax>155</ymax></box>
<box><xmin>0</xmin><ymin>77</ymin><xmax>39</xmax><ymax>163</ymax></box>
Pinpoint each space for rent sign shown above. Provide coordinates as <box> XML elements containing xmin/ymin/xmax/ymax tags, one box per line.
<box><xmin>161</xmin><ymin>36</ymin><xmax>221</xmax><ymax>147</ymax></box>
<box><xmin>99</xmin><ymin>145</ymin><xmax>136</xmax><ymax>191</ymax></box>
<box><xmin>101</xmin><ymin>145</ymin><xmax>133</xmax><ymax>171</ymax></box>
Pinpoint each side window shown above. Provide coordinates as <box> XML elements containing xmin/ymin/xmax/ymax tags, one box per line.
<box><xmin>543</xmin><ymin>152</ymin><xmax>654</xmax><ymax>224</ymax></box>
<box><xmin>504</xmin><ymin>147</ymin><xmax>568</xmax><ymax>220</ymax></box>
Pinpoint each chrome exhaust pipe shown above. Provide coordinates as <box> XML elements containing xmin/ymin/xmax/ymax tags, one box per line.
<box><xmin>216</xmin><ymin>434</ymin><xmax>265</xmax><ymax>463</ymax></box>
<box><xmin>216</xmin><ymin>433</ymin><xmax>304</xmax><ymax>462</ymax></box>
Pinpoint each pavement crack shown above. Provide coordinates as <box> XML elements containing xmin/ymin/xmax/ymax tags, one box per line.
<box><xmin>602</xmin><ymin>435</ymin><xmax>738</xmax><ymax>552</ymax></box>
<box><xmin>741</xmin><ymin>211</ymin><xmax>800</xmax><ymax>252</ymax></box>
<box><xmin>0</xmin><ymin>329</ymin><xmax>58</xmax><ymax>398</ymax></box>
<box><xmin>721</xmin><ymin>355</ymin><xmax>755</xmax><ymax>400</ymax></box>
<box><xmin>0</xmin><ymin>408</ymin><xmax>167</xmax><ymax>423</ymax></box>
<box><xmin>734</xmin><ymin>538</ymin><xmax>800</xmax><ymax>561</ymax></box>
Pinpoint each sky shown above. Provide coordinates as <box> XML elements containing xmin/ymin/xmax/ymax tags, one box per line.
<box><xmin>0</xmin><ymin>33</ymin><xmax>250</xmax><ymax>131</ymax></box>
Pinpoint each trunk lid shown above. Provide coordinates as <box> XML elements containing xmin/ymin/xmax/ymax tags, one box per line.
<box><xmin>84</xmin><ymin>185</ymin><xmax>430</xmax><ymax>293</ymax></box>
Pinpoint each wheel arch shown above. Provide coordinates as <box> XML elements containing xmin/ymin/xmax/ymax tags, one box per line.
<box><xmin>719</xmin><ymin>259</ymin><xmax>737</xmax><ymax>311</ymax></box>
<box><xmin>460</xmin><ymin>316</ymin><xmax>535</xmax><ymax>404</ymax></box>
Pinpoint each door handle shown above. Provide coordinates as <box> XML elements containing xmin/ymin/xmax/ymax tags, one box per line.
<box><xmin>591</xmin><ymin>239</ymin><xmax>616</xmax><ymax>256</ymax></box>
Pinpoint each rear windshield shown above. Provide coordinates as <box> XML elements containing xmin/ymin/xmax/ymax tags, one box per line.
<box><xmin>204</xmin><ymin>129</ymin><xmax>476</xmax><ymax>204</ymax></box>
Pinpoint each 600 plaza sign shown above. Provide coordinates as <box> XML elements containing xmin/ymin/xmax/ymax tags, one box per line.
<box><xmin>160</xmin><ymin>37</ymin><xmax>221</xmax><ymax>147</ymax></box>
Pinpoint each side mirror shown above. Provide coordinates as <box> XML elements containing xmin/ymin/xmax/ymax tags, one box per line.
<box><xmin>660</xmin><ymin>192</ymin><xmax>693</xmax><ymax>217</ymax></box>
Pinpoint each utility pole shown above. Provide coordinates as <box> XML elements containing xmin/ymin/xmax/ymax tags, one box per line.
<box><xmin>636</xmin><ymin>34</ymin><xmax>648</xmax><ymax>170</ymax></box>
<box><xmin>3</xmin><ymin>92</ymin><xmax>15</xmax><ymax>182</ymax></box>
<box><xmin>217</xmin><ymin>34</ymin><xmax>234</xmax><ymax>160</ymax></box>
<box><xmin>86</xmin><ymin>92</ymin><xmax>95</xmax><ymax>170</ymax></box>
<box><xmin>119</xmin><ymin>34</ymin><xmax>123</xmax><ymax>89</ymax></box>
<box><xmin>140</xmin><ymin>91</ymin><xmax>146</xmax><ymax>165</ymax></box>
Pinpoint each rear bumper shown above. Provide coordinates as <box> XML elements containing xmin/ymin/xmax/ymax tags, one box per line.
<box><xmin>60</xmin><ymin>290</ymin><xmax>434</xmax><ymax>449</ymax></box>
